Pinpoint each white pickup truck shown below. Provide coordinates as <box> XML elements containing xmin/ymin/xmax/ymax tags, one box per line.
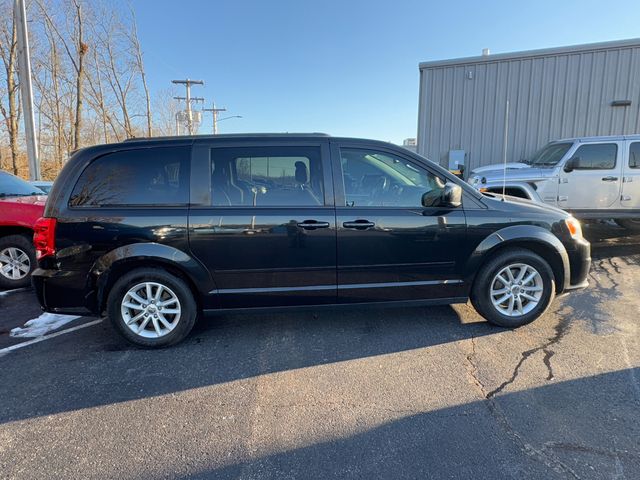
<box><xmin>468</xmin><ymin>135</ymin><xmax>640</xmax><ymax>231</ymax></box>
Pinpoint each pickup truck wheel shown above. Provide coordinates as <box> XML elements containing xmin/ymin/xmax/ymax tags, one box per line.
<box><xmin>614</xmin><ymin>218</ymin><xmax>640</xmax><ymax>233</ymax></box>
<box><xmin>107</xmin><ymin>268</ymin><xmax>197</xmax><ymax>348</ymax></box>
<box><xmin>0</xmin><ymin>234</ymin><xmax>36</xmax><ymax>289</ymax></box>
<box><xmin>471</xmin><ymin>248</ymin><xmax>555</xmax><ymax>328</ymax></box>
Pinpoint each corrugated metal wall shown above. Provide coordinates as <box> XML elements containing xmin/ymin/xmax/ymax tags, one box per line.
<box><xmin>417</xmin><ymin>40</ymin><xmax>640</xmax><ymax>171</ymax></box>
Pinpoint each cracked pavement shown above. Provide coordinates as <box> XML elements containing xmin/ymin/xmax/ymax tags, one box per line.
<box><xmin>0</xmin><ymin>222</ymin><xmax>639</xmax><ymax>479</ymax></box>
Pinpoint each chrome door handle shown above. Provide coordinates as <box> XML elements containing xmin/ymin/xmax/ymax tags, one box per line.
<box><xmin>343</xmin><ymin>220</ymin><xmax>375</xmax><ymax>230</ymax></box>
<box><xmin>297</xmin><ymin>220</ymin><xmax>330</xmax><ymax>230</ymax></box>
<box><xmin>602</xmin><ymin>176</ymin><xmax>619</xmax><ymax>182</ymax></box>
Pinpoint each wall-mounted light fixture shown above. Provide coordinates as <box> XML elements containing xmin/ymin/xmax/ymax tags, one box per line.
<box><xmin>611</xmin><ymin>100</ymin><xmax>632</xmax><ymax>107</ymax></box>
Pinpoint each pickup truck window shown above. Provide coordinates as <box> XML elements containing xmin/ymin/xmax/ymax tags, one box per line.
<box><xmin>630</xmin><ymin>142</ymin><xmax>640</xmax><ymax>169</ymax></box>
<box><xmin>572</xmin><ymin>143</ymin><xmax>617</xmax><ymax>170</ymax></box>
<box><xmin>528</xmin><ymin>142</ymin><xmax>572</xmax><ymax>166</ymax></box>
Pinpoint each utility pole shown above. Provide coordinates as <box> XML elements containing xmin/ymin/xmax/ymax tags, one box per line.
<box><xmin>14</xmin><ymin>0</ymin><xmax>40</xmax><ymax>180</ymax></box>
<box><xmin>203</xmin><ymin>102</ymin><xmax>226</xmax><ymax>134</ymax></box>
<box><xmin>171</xmin><ymin>79</ymin><xmax>204</xmax><ymax>135</ymax></box>
<box><xmin>173</xmin><ymin>96</ymin><xmax>204</xmax><ymax>135</ymax></box>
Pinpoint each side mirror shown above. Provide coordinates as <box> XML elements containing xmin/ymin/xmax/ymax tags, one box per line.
<box><xmin>443</xmin><ymin>183</ymin><xmax>462</xmax><ymax>207</ymax></box>
<box><xmin>564</xmin><ymin>157</ymin><xmax>579</xmax><ymax>173</ymax></box>
<box><xmin>423</xmin><ymin>182</ymin><xmax>462</xmax><ymax>208</ymax></box>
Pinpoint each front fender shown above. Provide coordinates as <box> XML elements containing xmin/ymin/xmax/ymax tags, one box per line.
<box><xmin>91</xmin><ymin>242</ymin><xmax>215</xmax><ymax>306</ymax></box>
<box><xmin>465</xmin><ymin>225</ymin><xmax>570</xmax><ymax>292</ymax></box>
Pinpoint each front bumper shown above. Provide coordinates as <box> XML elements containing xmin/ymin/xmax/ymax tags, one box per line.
<box><xmin>31</xmin><ymin>268</ymin><xmax>95</xmax><ymax>315</ymax></box>
<box><xmin>564</xmin><ymin>237</ymin><xmax>591</xmax><ymax>291</ymax></box>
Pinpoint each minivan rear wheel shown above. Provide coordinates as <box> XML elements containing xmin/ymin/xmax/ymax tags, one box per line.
<box><xmin>470</xmin><ymin>248</ymin><xmax>555</xmax><ymax>328</ymax></box>
<box><xmin>107</xmin><ymin>268</ymin><xmax>197</xmax><ymax>347</ymax></box>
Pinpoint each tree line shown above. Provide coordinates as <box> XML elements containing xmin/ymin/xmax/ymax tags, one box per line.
<box><xmin>0</xmin><ymin>0</ymin><xmax>178</xmax><ymax>179</ymax></box>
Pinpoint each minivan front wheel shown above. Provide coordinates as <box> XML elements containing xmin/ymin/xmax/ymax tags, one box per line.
<box><xmin>107</xmin><ymin>268</ymin><xmax>197</xmax><ymax>347</ymax></box>
<box><xmin>471</xmin><ymin>249</ymin><xmax>555</xmax><ymax>328</ymax></box>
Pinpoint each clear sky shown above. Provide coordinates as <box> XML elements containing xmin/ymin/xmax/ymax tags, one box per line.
<box><xmin>131</xmin><ymin>0</ymin><xmax>640</xmax><ymax>144</ymax></box>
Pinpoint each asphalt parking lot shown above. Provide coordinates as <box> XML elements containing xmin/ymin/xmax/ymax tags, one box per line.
<box><xmin>0</xmin><ymin>222</ymin><xmax>639</xmax><ymax>479</ymax></box>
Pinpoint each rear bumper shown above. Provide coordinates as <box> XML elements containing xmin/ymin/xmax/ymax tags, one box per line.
<box><xmin>31</xmin><ymin>268</ymin><xmax>96</xmax><ymax>315</ymax></box>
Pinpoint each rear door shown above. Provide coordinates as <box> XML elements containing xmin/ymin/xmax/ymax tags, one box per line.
<box><xmin>331</xmin><ymin>142</ymin><xmax>467</xmax><ymax>304</ymax></box>
<box><xmin>558</xmin><ymin>142</ymin><xmax>622</xmax><ymax>209</ymax></box>
<box><xmin>620</xmin><ymin>141</ymin><xmax>640</xmax><ymax>209</ymax></box>
<box><xmin>188</xmin><ymin>139</ymin><xmax>337</xmax><ymax>308</ymax></box>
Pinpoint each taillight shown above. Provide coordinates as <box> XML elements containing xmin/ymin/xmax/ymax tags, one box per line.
<box><xmin>33</xmin><ymin>217</ymin><xmax>57</xmax><ymax>259</ymax></box>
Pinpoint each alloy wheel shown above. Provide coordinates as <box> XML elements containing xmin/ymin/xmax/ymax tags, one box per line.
<box><xmin>0</xmin><ymin>247</ymin><xmax>31</xmax><ymax>281</ymax></box>
<box><xmin>489</xmin><ymin>263</ymin><xmax>544</xmax><ymax>317</ymax></box>
<box><xmin>121</xmin><ymin>282</ymin><xmax>182</xmax><ymax>338</ymax></box>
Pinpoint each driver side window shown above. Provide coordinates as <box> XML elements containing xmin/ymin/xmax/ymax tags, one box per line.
<box><xmin>339</xmin><ymin>148</ymin><xmax>445</xmax><ymax>207</ymax></box>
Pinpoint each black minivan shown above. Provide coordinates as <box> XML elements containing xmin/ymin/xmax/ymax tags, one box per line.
<box><xmin>32</xmin><ymin>134</ymin><xmax>591</xmax><ymax>347</ymax></box>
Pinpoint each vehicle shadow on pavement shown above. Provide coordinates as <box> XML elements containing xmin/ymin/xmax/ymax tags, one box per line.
<box><xmin>567</xmin><ymin>223</ymin><xmax>640</xmax><ymax>335</ymax></box>
<box><xmin>0</xmin><ymin>304</ymin><xmax>496</xmax><ymax>424</ymax></box>
<box><xmin>583</xmin><ymin>223</ymin><xmax>640</xmax><ymax>261</ymax></box>
<box><xmin>1</xmin><ymin>223</ymin><xmax>637</xmax><ymax>428</ymax></box>
<box><xmin>190</xmin><ymin>367</ymin><xmax>640</xmax><ymax>480</ymax></box>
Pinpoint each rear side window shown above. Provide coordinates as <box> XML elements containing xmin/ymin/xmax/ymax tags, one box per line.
<box><xmin>572</xmin><ymin>143</ymin><xmax>617</xmax><ymax>170</ymax></box>
<box><xmin>629</xmin><ymin>142</ymin><xmax>640</xmax><ymax>169</ymax></box>
<box><xmin>69</xmin><ymin>147</ymin><xmax>190</xmax><ymax>207</ymax></box>
<box><xmin>209</xmin><ymin>146</ymin><xmax>324</xmax><ymax>206</ymax></box>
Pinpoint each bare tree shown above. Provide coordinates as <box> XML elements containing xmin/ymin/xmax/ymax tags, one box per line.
<box><xmin>71</xmin><ymin>0</ymin><xmax>86</xmax><ymax>150</ymax></box>
<box><xmin>84</xmin><ymin>46</ymin><xmax>114</xmax><ymax>143</ymax></box>
<box><xmin>152</xmin><ymin>88</ymin><xmax>180</xmax><ymax>137</ymax></box>
<box><xmin>3</xmin><ymin>0</ymin><xmax>166</xmax><ymax>179</ymax></box>
<box><xmin>129</xmin><ymin>8</ymin><xmax>152</xmax><ymax>137</ymax></box>
<box><xmin>0</xmin><ymin>1</ymin><xmax>22</xmax><ymax>174</ymax></box>
<box><xmin>35</xmin><ymin>0</ymin><xmax>87</xmax><ymax>151</ymax></box>
<box><xmin>34</xmin><ymin>21</ymin><xmax>67</xmax><ymax>166</ymax></box>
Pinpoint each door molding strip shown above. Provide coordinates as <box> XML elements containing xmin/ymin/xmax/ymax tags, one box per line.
<box><xmin>211</xmin><ymin>279</ymin><xmax>463</xmax><ymax>295</ymax></box>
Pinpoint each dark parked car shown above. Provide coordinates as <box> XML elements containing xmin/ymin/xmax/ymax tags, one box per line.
<box><xmin>32</xmin><ymin>134</ymin><xmax>591</xmax><ymax>347</ymax></box>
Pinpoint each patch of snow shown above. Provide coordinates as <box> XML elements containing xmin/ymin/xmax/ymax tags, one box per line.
<box><xmin>10</xmin><ymin>313</ymin><xmax>81</xmax><ymax>338</ymax></box>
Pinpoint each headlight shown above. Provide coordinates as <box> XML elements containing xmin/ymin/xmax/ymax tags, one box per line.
<box><xmin>565</xmin><ymin>217</ymin><xmax>582</xmax><ymax>239</ymax></box>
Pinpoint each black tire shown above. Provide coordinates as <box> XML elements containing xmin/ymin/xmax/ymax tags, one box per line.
<box><xmin>470</xmin><ymin>248</ymin><xmax>555</xmax><ymax>328</ymax></box>
<box><xmin>107</xmin><ymin>268</ymin><xmax>197</xmax><ymax>348</ymax></box>
<box><xmin>614</xmin><ymin>218</ymin><xmax>640</xmax><ymax>233</ymax></box>
<box><xmin>0</xmin><ymin>234</ymin><xmax>37</xmax><ymax>289</ymax></box>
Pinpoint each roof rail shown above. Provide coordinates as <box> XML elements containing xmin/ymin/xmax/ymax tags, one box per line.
<box><xmin>122</xmin><ymin>132</ymin><xmax>331</xmax><ymax>142</ymax></box>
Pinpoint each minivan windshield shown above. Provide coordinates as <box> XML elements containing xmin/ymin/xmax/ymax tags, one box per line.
<box><xmin>528</xmin><ymin>142</ymin><xmax>572</xmax><ymax>167</ymax></box>
<box><xmin>0</xmin><ymin>171</ymin><xmax>45</xmax><ymax>197</ymax></box>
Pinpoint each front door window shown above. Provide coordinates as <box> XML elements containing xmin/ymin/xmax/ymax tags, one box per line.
<box><xmin>339</xmin><ymin>149</ymin><xmax>446</xmax><ymax>208</ymax></box>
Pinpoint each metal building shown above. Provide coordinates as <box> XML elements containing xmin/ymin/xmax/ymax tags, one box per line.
<box><xmin>417</xmin><ymin>38</ymin><xmax>640</xmax><ymax>173</ymax></box>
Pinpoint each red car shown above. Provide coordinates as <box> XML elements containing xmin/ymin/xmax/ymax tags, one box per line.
<box><xmin>0</xmin><ymin>170</ymin><xmax>46</xmax><ymax>289</ymax></box>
